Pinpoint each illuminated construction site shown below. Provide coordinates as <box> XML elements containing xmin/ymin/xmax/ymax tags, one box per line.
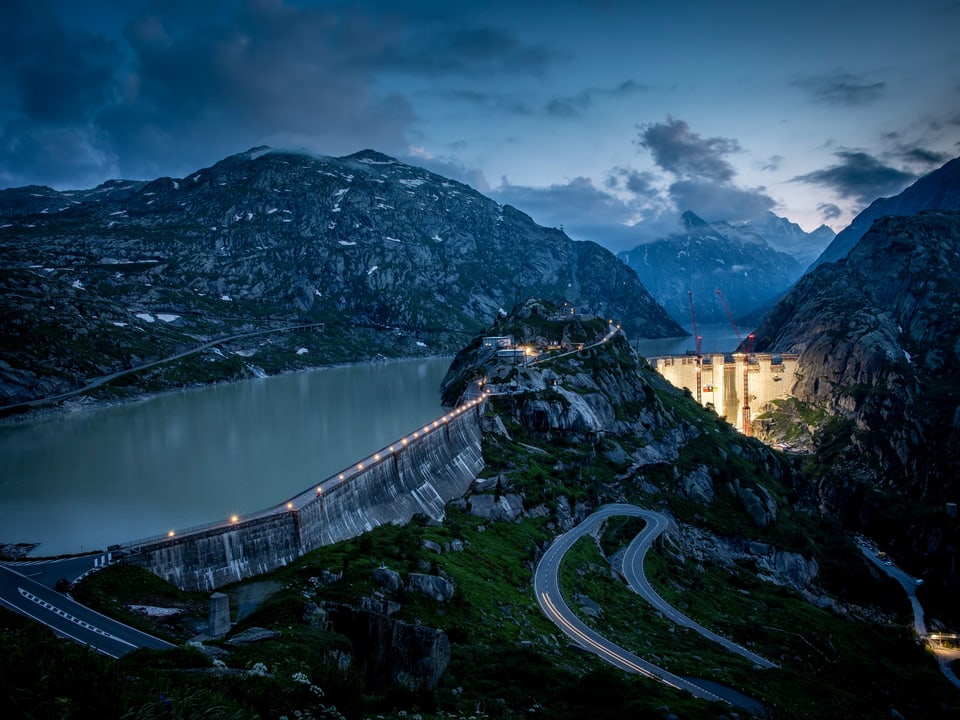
<box><xmin>652</xmin><ymin>290</ymin><xmax>799</xmax><ymax>436</ymax></box>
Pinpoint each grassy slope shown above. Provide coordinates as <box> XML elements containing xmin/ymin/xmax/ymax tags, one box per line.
<box><xmin>4</xmin><ymin>334</ymin><xmax>958</xmax><ymax>718</ymax></box>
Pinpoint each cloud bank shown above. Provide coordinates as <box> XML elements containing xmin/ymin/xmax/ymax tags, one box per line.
<box><xmin>791</xmin><ymin>150</ymin><xmax>915</xmax><ymax>203</ymax></box>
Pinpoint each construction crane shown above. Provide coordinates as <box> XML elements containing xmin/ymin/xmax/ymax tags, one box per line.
<box><xmin>714</xmin><ymin>289</ymin><xmax>755</xmax><ymax>436</ymax></box>
<box><xmin>687</xmin><ymin>291</ymin><xmax>703</xmax><ymax>404</ymax></box>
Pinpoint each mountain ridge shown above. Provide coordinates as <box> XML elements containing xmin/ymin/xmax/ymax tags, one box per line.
<box><xmin>0</xmin><ymin>146</ymin><xmax>683</xmax><ymax>407</ymax></box>
<box><xmin>752</xmin><ymin>209</ymin><xmax>960</xmax><ymax>586</ymax></box>
<box><xmin>618</xmin><ymin>210</ymin><xmax>811</xmax><ymax>324</ymax></box>
<box><xmin>809</xmin><ymin>155</ymin><xmax>960</xmax><ymax>271</ymax></box>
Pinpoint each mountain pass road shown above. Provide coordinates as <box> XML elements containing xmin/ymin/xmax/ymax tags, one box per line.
<box><xmin>534</xmin><ymin>503</ymin><xmax>770</xmax><ymax>711</ymax></box>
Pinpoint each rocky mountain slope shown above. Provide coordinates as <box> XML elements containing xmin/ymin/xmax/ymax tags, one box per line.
<box><xmin>752</xmin><ymin>210</ymin><xmax>960</xmax><ymax>585</ymax></box>
<box><xmin>739</xmin><ymin>210</ymin><xmax>835</xmax><ymax>268</ymax></box>
<box><xmin>5</xmin><ymin>298</ymin><xmax>955</xmax><ymax>719</ymax></box>
<box><xmin>809</xmin><ymin>155</ymin><xmax>960</xmax><ymax>271</ymax></box>
<box><xmin>0</xmin><ymin>147</ymin><xmax>682</xmax><ymax>408</ymax></box>
<box><xmin>618</xmin><ymin>211</ymin><xmax>809</xmax><ymax>324</ymax></box>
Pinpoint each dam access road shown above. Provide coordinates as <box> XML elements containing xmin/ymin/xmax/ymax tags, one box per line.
<box><xmin>534</xmin><ymin>503</ymin><xmax>771</xmax><ymax>712</ymax></box>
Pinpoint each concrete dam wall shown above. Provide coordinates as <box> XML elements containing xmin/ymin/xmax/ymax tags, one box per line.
<box><xmin>124</xmin><ymin>402</ymin><xmax>485</xmax><ymax>591</ymax></box>
<box><xmin>655</xmin><ymin>353</ymin><xmax>799</xmax><ymax>435</ymax></box>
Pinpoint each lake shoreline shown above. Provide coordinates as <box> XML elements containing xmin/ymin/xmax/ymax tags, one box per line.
<box><xmin>0</xmin><ymin>351</ymin><xmax>454</xmax><ymax>428</ymax></box>
<box><xmin>1</xmin><ymin>356</ymin><xmax>456</xmax><ymax>556</ymax></box>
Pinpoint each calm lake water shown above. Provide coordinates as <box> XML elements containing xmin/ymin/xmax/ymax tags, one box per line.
<box><xmin>0</xmin><ymin>358</ymin><xmax>451</xmax><ymax>556</ymax></box>
<box><xmin>635</xmin><ymin>322</ymin><xmax>751</xmax><ymax>358</ymax></box>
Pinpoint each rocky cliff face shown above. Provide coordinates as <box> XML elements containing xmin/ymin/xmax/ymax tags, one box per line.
<box><xmin>442</xmin><ymin>299</ymin><xmax>819</xmax><ymax>591</ymax></box>
<box><xmin>0</xmin><ymin>147</ymin><xmax>682</xmax><ymax>406</ymax></box>
<box><xmin>752</xmin><ymin>211</ymin><xmax>960</xmax><ymax>581</ymax></box>
<box><xmin>618</xmin><ymin>211</ymin><xmax>809</xmax><ymax>324</ymax></box>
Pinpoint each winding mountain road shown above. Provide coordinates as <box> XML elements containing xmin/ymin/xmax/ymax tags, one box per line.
<box><xmin>534</xmin><ymin>503</ymin><xmax>771</xmax><ymax>709</ymax></box>
<box><xmin>620</xmin><ymin>513</ymin><xmax>777</xmax><ymax>669</ymax></box>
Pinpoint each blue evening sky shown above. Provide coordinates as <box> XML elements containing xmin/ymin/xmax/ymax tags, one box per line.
<box><xmin>1</xmin><ymin>0</ymin><xmax>957</xmax><ymax>251</ymax></box>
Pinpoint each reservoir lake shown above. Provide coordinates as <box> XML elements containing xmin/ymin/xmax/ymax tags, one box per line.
<box><xmin>0</xmin><ymin>357</ymin><xmax>451</xmax><ymax>556</ymax></box>
<box><xmin>0</xmin><ymin>324</ymin><xmax>745</xmax><ymax>558</ymax></box>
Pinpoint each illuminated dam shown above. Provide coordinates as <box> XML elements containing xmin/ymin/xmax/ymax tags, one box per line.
<box><xmin>653</xmin><ymin>352</ymin><xmax>799</xmax><ymax>435</ymax></box>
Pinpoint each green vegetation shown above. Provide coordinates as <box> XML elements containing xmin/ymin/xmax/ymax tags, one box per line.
<box><xmin>5</xmin><ymin>310</ymin><xmax>958</xmax><ymax>719</ymax></box>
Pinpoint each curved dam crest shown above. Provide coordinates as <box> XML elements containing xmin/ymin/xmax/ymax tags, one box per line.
<box><xmin>124</xmin><ymin>404</ymin><xmax>484</xmax><ymax>591</ymax></box>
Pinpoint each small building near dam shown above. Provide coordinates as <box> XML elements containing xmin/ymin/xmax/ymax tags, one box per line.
<box><xmin>653</xmin><ymin>352</ymin><xmax>799</xmax><ymax>436</ymax></box>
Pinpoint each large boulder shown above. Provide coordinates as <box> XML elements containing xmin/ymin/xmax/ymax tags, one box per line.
<box><xmin>324</xmin><ymin>603</ymin><xmax>451</xmax><ymax>690</ymax></box>
<box><xmin>406</xmin><ymin>573</ymin><xmax>455</xmax><ymax>603</ymax></box>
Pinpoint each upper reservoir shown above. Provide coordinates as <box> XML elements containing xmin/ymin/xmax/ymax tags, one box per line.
<box><xmin>0</xmin><ymin>357</ymin><xmax>450</xmax><ymax>556</ymax></box>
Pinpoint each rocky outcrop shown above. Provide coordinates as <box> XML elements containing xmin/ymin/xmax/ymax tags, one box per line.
<box><xmin>753</xmin><ymin>211</ymin><xmax>960</xmax><ymax>502</ymax></box>
<box><xmin>752</xmin><ymin>210</ymin><xmax>960</xmax><ymax>581</ymax></box>
<box><xmin>468</xmin><ymin>493</ymin><xmax>524</xmax><ymax>522</ymax></box>
<box><xmin>679</xmin><ymin>465</ymin><xmax>714</xmax><ymax>505</ymax></box>
<box><xmin>668</xmin><ymin>523</ymin><xmax>819</xmax><ymax>596</ymax></box>
<box><xmin>730</xmin><ymin>479</ymin><xmax>778</xmax><ymax>528</ymax></box>
<box><xmin>323</xmin><ymin>603</ymin><xmax>451</xmax><ymax>690</ymax></box>
<box><xmin>372</xmin><ymin>567</ymin><xmax>403</xmax><ymax>594</ymax></box>
<box><xmin>406</xmin><ymin>573</ymin><xmax>455</xmax><ymax>603</ymax></box>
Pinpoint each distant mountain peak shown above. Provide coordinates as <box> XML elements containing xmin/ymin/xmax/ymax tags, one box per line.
<box><xmin>343</xmin><ymin>149</ymin><xmax>399</xmax><ymax>165</ymax></box>
<box><xmin>680</xmin><ymin>210</ymin><xmax>708</xmax><ymax>230</ymax></box>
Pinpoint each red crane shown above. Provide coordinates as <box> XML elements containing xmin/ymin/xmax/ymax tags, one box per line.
<box><xmin>687</xmin><ymin>291</ymin><xmax>703</xmax><ymax>404</ymax></box>
<box><xmin>687</xmin><ymin>291</ymin><xmax>703</xmax><ymax>358</ymax></box>
<box><xmin>713</xmin><ymin>290</ymin><xmax>754</xmax><ymax>354</ymax></box>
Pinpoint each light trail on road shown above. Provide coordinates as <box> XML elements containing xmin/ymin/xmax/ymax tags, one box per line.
<box><xmin>533</xmin><ymin>503</ymin><xmax>770</xmax><ymax>709</ymax></box>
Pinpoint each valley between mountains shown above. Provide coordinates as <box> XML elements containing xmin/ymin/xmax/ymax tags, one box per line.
<box><xmin>2</xmin><ymin>149</ymin><xmax>960</xmax><ymax>719</ymax></box>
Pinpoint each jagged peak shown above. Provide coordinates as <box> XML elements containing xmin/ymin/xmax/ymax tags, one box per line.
<box><xmin>245</xmin><ymin>146</ymin><xmax>274</xmax><ymax>160</ymax></box>
<box><xmin>680</xmin><ymin>210</ymin><xmax>708</xmax><ymax>230</ymax></box>
<box><xmin>342</xmin><ymin>149</ymin><xmax>399</xmax><ymax>165</ymax></box>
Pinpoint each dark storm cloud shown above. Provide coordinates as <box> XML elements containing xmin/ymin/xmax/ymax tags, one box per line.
<box><xmin>637</xmin><ymin>117</ymin><xmax>740</xmax><ymax>182</ymax></box>
<box><xmin>545</xmin><ymin>80</ymin><xmax>649</xmax><ymax>118</ymax></box>
<box><xmin>489</xmin><ymin>173</ymin><xmax>675</xmax><ymax>253</ymax></box>
<box><xmin>634</xmin><ymin>117</ymin><xmax>773</xmax><ymax>223</ymax></box>
<box><xmin>605</xmin><ymin>167</ymin><xmax>658</xmax><ymax>197</ymax></box>
<box><xmin>0</xmin><ymin>0</ymin><xmax>127</xmax><ymax>186</ymax></box>
<box><xmin>377</xmin><ymin>26</ymin><xmax>563</xmax><ymax>77</ymax></box>
<box><xmin>667</xmin><ymin>180</ymin><xmax>775</xmax><ymax>222</ymax></box>
<box><xmin>791</xmin><ymin>72</ymin><xmax>886</xmax><ymax>106</ymax></box>
<box><xmin>97</xmin><ymin>1</ymin><xmax>418</xmax><ymax>177</ymax></box>
<box><xmin>897</xmin><ymin>145</ymin><xmax>950</xmax><ymax>167</ymax></box>
<box><xmin>439</xmin><ymin>90</ymin><xmax>534</xmax><ymax>116</ymax></box>
<box><xmin>4</xmin><ymin>30</ymin><xmax>121</xmax><ymax>125</ymax></box>
<box><xmin>791</xmin><ymin>150</ymin><xmax>915</xmax><ymax>202</ymax></box>
<box><xmin>817</xmin><ymin>202</ymin><xmax>842</xmax><ymax>221</ymax></box>
<box><xmin>0</xmin><ymin>121</ymin><xmax>118</xmax><ymax>189</ymax></box>
<box><xmin>491</xmin><ymin>176</ymin><xmax>636</xmax><ymax>228</ymax></box>
<box><xmin>1</xmin><ymin>0</ymin><xmax>562</xmax><ymax>188</ymax></box>
<box><xmin>0</xmin><ymin>1</ymin><xmax>423</xmax><ymax>186</ymax></box>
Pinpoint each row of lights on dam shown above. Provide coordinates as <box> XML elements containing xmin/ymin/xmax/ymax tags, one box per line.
<box><xmin>163</xmin><ymin>396</ymin><xmax>485</xmax><ymax>538</ymax></box>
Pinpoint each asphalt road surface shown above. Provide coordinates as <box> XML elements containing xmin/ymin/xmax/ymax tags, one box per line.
<box><xmin>619</xmin><ymin>511</ymin><xmax>777</xmax><ymax>668</ymax></box>
<box><xmin>0</xmin><ymin>562</ymin><xmax>174</xmax><ymax>658</ymax></box>
<box><xmin>534</xmin><ymin>503</ymin><xmax>768</xmax><ymax>712</ymax></box>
